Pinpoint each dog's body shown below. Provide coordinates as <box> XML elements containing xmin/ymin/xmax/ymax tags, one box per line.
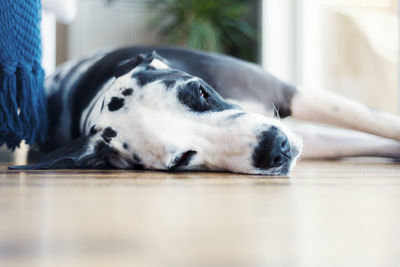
<box><xmin>10</xmin><ymin>46</ymin><xmax>400</xmax><ymax>175</ymax></box>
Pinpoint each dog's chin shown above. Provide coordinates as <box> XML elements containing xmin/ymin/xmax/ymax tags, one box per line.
<box><xmin>162</xmin><ymin>160</ymin><xmax>296</xmax><ymax>176</ymax></box>
<box><xmin>250</xmin><ymin>166</ymin><xmax>290</xmax><ymax>176</ymax></box>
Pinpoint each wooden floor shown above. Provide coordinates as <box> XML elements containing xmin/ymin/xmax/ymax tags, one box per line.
<box><xmin>1</xmin><ymin>159</ymin><xmax>400</xmax><ymax>267</ymax></box>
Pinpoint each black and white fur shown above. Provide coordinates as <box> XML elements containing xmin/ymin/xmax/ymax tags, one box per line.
<box><xmin>10</xmin><ymin>46</ymin><xmax>400</xmax><ymax>175</ymax></box>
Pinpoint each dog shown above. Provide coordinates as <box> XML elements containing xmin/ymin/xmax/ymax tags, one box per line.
<box><xmin>9</xmin><ymin>46</ymin><xmax>400</xmax><ymax>175</ymax></box>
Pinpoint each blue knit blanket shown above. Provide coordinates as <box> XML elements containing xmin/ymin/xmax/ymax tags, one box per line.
<box><xmin>0</xmin><ymin>0</ymin><xmax>47</xmax><ymax>149</ymax></box>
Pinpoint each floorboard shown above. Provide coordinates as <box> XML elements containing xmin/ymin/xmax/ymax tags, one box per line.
<box><xmin>0</xmin><ymin>159</ymin><xmax>399</xmax><ymax>267</ymax></box>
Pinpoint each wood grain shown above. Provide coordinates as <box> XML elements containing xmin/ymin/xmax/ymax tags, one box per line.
<box><xmin>1</xmin><ymin>158</ymin><xmax>400</xmax><ymax>267</ymax></box>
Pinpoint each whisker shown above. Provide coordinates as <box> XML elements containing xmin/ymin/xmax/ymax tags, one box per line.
<box><xmin>272</xmin><ymin>103</ymin><xmax>281</xmax><ymax>119</ymax></box>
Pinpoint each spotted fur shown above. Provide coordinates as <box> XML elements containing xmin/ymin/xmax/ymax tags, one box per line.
<box><xmin>11</xmin><ymin>47</ymin><xmax>302</xmax><ymax>175</ymax></box>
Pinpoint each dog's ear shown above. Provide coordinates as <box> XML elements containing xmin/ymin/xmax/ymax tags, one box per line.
<box><xmin>114</xmin><ymin>53</ymin><xmax>148</xmax><ymax>77</ymax></box>
<box><xmin>114</xmin><ymin>51</ymin><xmax>169</xmax><ymax>77</ymax></box>
<box><xmin>9</xmin><ymin>136</ymin><xmax>112</xmax><ymax>170</ymax></box>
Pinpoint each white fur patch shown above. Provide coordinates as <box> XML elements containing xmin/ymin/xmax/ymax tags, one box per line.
<box><xmin>149</xmin><ymin>58</ymin><xmax>169</xmax><ymax>69</ymax></box>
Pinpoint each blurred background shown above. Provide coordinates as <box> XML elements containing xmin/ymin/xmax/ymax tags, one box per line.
<box><xmin>51</xmin><ymin>0</ymin><xmax>399</xmax><ymax>112</ymax></box>
<box><xmin>1</xmin><ymin>0</ymin><xmax>399</xmax><ymax>161</ymax></box>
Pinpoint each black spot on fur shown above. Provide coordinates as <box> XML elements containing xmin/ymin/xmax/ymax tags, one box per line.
<box><xmin>123</xmin><ymin>143</ymin><xmax>129</xmax><ymax>149</ymax></box>
<box><xmin>132</xmin><ymin>153</ymin><xmax>144</xmax><ymax>169</ymax></box>
<box><xmin>90</xmin><ymin>125</ymin><xmax>98</xmax><ymax>135</ymax></box>
<box><xmin>100</xmin><ymin>98</ymin><xmax>105</xmax><ymax>111</ymax></box>
<box><xmin>163</xmin><ymin>80</ymin><xmax>176</xmax><ymax>89</ymax></box>
<box><xmin>133</xmin><ymin>153</ymin><xmax>141</xmax><ymax>163</ymax></box>
<box><xmin>102</xmin><ymin>127</ymin><xmax>117</xmax><ymax>143</ymax></box>
<box><xmin>108</xmin><ymin>97</ymin><xmax>124</xmax><ymax>111</ymax></box>
<box><xmin>122</xmin><ymin>88</ymin><xmax>133</xmax><ymax>96</ymax></box>
<box><xmin>103</xmin><ymin>127</ymin><xmax>117</xmax><ymax>138</ymax></box>
<box><xmin>132</xmin><ymin>72</ymin><xmax>154</xmax><ymax>87</ymax></box>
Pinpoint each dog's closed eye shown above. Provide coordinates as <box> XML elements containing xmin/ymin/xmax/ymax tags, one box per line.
<box><xmin>199</xmin><ymin>86</ymin><xmax>209</xmax><ymax>99</ymax></box>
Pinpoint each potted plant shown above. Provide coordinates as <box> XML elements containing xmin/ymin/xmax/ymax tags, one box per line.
<box><xmin>149</xmin><ymin>0</ymin><xmax>259</xmax><ymax>62</ymax></box>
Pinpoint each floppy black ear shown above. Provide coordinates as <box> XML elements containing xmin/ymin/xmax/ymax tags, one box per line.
<box><xmin>114</xmin><ymin>51</ymin><xmax>168</xmax><ymax>77</ymax></box>
<box><xmin>9</xmin><ymin>136</ymin><xmax>112</xmax><ymax>170</ymax></box>
<box><xmin>114</xmin><ymin>53</ymin><xmax>147</xmax><ymax>77</ymax></box>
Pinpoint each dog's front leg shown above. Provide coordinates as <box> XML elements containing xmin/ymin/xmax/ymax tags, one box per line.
<box><xmin>290</xmin><ymin>90</ymin><xmax>400</xmax><ymax>142</ymax></box>
<box><xmin>287</xmin><ymin>121</ymin><xmax>400</xmax><ymax>159</ymax></box>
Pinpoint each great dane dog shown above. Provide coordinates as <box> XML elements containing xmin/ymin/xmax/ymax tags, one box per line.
<box><xmin>10</xmin><ymin>46</ymin><xmax>400</xmax><ymax>175</ymax></box>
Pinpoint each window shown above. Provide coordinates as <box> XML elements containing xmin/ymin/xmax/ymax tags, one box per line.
<box><xmin>262</xmin><ymin>0</ymin><xmax>399</xmax><ymax>113</ymax></box>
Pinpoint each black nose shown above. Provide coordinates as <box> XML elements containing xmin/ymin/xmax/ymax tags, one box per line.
<box><xmin>252</xmin><ymin>127</ymin><xmax>292</xmax><ymax>169</ymax></box>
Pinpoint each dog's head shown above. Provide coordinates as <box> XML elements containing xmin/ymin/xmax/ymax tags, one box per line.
<box><xmin>13</xmin><ymin>52</ymin><xmax>302</xmax><ymax>175</ymax></box>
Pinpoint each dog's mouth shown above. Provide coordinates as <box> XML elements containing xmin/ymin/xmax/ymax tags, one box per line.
<box><xmin>169</xmin><ymin>150</ymin><xmax>197</xmax><ymax>170</ymax></box>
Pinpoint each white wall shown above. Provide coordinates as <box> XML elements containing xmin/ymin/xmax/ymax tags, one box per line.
<box><xmin>261</xmin><ymin>0</ymin><xmax>299</xmax><ymax>84</ymax></box>
<box><xmin>68</xmin><ymin>0</ymin><xmax>163</xmax><ymax>60</ymax></box>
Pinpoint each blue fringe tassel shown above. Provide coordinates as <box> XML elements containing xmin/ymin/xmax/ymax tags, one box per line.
<box><xmin>0</xmin><ymin>62</ymin><xmax>47</xmax><ymax>149</ymax></box>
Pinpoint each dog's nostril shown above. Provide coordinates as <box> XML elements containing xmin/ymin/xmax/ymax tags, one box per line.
<box><xmin>281</xmin><ymin>139</ymin><xmax>287</xmax><ymax>148</ymax></box>
<box><xmin>273</xmin><ymin>155</ymin><xmax>283</xmax><ymax>165</ymax></box>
